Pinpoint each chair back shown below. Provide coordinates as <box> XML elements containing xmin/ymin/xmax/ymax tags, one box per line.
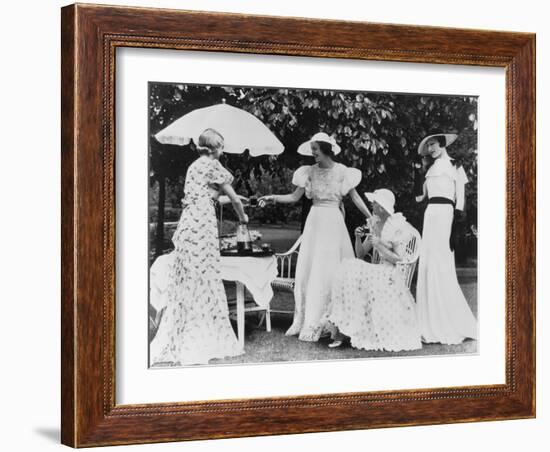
<box><xmin>275</xmin><ymin>235</ymin><xmax>302</xmax><ymax>278</ymax></box>
<box><xmin>396</xmin><ymin>225</ymin><xmax>422</xmax><ymax>288</ymax></box>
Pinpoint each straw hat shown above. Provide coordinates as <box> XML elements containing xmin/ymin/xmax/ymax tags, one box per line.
<box><xmin>297</xmin><ymin>132</ymin><xmax>342</xmax><ymax>156</ymax></box>
<box><xmin>417</xmin><ymin>133</ymin><xmax>458</xmax><ymax>156</ymax></box>
<box><xmin>365</xmin><ymin>189</ymin><xmax>396</xmax><ymax>215</ymax></box>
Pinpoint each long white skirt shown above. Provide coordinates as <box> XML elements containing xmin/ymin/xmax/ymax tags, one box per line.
<box><xmin>416</xmin><ymin>204</ymin><xmax>478</xmax><ymax>344</ymax></box>
<box><xmin>286</xmin><ymin>205</ymin><xmax>354</xmax><ymax>341</ymax></box>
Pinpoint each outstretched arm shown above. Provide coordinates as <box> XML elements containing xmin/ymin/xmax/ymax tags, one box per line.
<box><xmin>348</xmin><ymin>188</ymin><xmax>372</xmax><ymax>218</ymax></box>
<box><xmin>258</xmin><ymin>187</ymin><xmax>305</xmax><ymax>206</ymax></box>
<box><xmin>218</xmin><ymin>194</ymin><xmax>248</xmax><ymax>205</ymax></box>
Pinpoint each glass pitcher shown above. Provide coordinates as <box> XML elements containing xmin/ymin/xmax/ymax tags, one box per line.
<box><xmin>236</xmin><ymin>222</ymin><xmax>252</xmax><ymax>254</ymax></box>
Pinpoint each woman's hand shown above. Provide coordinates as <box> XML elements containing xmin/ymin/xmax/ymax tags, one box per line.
<box><xmin>354</xmin><ymin>226</ymin><xmax>366</xmax><ymax>238</ymax></box>
<box><xmin>240</xmin><ymin>213</ymin><xmax>249</xmax><ymax>224</ymax></box>
<box><xmin>238</xmin><ymin>195</ymin><xmax>250</xmax><ymax>206</ymax></box>
<box><xmin>258</xmin><ymin>195</ymin><xmax>273</xmax><ymax>208</ymax></box>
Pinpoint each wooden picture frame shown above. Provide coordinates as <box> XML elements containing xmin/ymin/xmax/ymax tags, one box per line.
<box><xmin>61</xmin><ymin>3</ymin><xmax>535</xmax><ymax>447</ymax></box>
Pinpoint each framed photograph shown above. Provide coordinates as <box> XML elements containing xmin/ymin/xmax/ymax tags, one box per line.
<box><xmin>61</xmin><ymin>3</ymin><xmax>535</xmax><ymax>447</ymax></box>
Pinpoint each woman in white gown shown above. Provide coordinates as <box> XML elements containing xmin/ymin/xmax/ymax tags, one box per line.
<box><xmin>324</xmin><ymin>189</ymin><xmax>422</xmax><ymax>351</ymax></box>
<box><xmin>259</xmin><ymin>132</ymin><xmax>372</xmax><ymax>341</ymax></box>
<box><xmin>415</xmin><ymin>132</ymin><xmax>477</xmax><ymax>344</ymax></box>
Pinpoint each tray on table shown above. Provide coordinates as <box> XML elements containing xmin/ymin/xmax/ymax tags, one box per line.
<box><xmin>220</xmin><ymin>247</ymin><xmax>274</xmax><ymax>257</ymax></box>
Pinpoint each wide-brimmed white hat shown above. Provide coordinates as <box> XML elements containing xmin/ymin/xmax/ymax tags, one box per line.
<box><xmin>417</xmin><ymin>133</ymin><xmax>458</xmax><ymax>156</ymax></box>
<box><xmin>297</xmin><ymin>132</ymin><xmax>342</xmax><ymax>156</ymax></box>
<box><xmin>365</xmin><ymin>189</ymin><xmax>396</xmax><ymax>215</ymax></box>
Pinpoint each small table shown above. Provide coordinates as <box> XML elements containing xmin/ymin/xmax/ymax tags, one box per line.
<box><xmin>220</xmin><ymin>255</ymin><xmax>278</xmax><ymax>348</ymax></box>
<box><xmin>149</xmin><ymin>253</ymin><xmax>278</xmax><ymax>348</ymax></box>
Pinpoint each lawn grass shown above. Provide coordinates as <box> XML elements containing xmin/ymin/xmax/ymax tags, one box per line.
<box><xmin>215</xmin><ymin>274</ymin><xmax>477</xmax><ymax>365</ymax></box>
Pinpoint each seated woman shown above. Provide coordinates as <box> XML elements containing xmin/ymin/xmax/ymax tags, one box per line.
<box><xmin>324</xmin><ymin>189</ymin><xmax>422</xmax><ymax>352</ymax></box>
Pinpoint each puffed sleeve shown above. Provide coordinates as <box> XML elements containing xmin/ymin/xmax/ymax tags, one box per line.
<box><xmin>340</xmin><ymin>166</ymin><xmax>362</xmax><ymax>195</ymax></box>
<box><xmin>207</xmin><ymin>159</ymin><xmax>234</xmax><ymax>185</ymax></box>
<box><xmin>454</xmin><ymin>165</ymin><xmax>468</xmax><ymax>211</ymax></box>
<box><xmin>386</xmin><ymin>214</ymin><xmax>410</xmax><ymax>260</ymax></box>
<box><xmin>292</xmin><ymin>165</ymin><xmax>311</xmax><ymax>187</ymax></box>
<box><xmin>456</xmin><ymin>165</ymin><xmax>469</xmax><ymax>185</ymax></box>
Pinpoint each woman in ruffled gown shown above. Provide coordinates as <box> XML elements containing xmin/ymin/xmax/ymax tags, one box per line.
<box><xmin>150</xmin><ymin>128</ymin><xmax>248</xmax><ymax>366</ymax></box>
<box><xmin>259</xmin><ymin>132</ymin><xmax>372</xmax><ymax>342</ymax></box>
<box><xmin>414</xmin><ymin>132</ymin><xmax>477</xmax><ymax>344</ymax></box>
<box><xmin>324</xmin><ymin>189</ymin><xmax>422</xmax><ymax>351</ymax></box>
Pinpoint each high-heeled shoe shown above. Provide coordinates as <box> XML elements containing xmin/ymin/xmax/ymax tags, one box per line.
<box><xmin>328</xmin><ymin>335</ymin><xmax>349</xmax><ymax>348</ymax></box>
<box><xmin>328</xmin><ymin>339</ymin><xmax>344</xmax><ymax>348</ymax></box>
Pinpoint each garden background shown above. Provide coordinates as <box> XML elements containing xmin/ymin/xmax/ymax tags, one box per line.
<box><xmin>148</xmin><ymin>82</ymin><xmax>478</xmax><ymax>265</ymax></box>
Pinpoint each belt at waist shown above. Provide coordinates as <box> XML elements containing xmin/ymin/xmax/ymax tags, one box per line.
<box><xmin>312</xmin><ymin>200</ymin><xmax>340</xmax><ymax>208</ymax></box>
<box><xmin>428</xmin><ymin>197</ymin><xmax>455</xmax><ymax>206</ymax></box>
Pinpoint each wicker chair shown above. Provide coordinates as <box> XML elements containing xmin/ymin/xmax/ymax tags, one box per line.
<box><xmin>371</xmin><ymin>225</ymin><xmax>421</xmax><ymax>289</ymax></box>
<box><xmin>265</xmin><ymin>235</ymin><xmax>303</xmax><ymax>319</ymax></box>
<box><xmin>263</xmin><ymin>226</ymin><xmax>420</xmax><ymax>328</ymax></box>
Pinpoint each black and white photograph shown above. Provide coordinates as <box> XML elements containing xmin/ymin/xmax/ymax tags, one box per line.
<box><xmin>146</xmin><ymin>82</ymin><xmax>479</xmax><ymax>368</ymax></box>
<box><xmin>2</xmin><ymin>0</ymin><xmax>544</xmax><ymax>449</ymax></box>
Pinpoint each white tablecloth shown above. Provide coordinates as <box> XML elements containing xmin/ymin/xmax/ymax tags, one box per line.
<box><xmin>149</xmin><ymin>252</ymin><xmax>278</xmax><ymax>311</ymax></box>
<box><xmin>219</xmin><ymin>255</ymin><xmax>278</xmax><ymax>307</ymax></box>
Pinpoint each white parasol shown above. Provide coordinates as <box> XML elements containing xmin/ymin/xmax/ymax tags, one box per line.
<box><xmin>154</xmin><ymin>102</ymin><xmax>284</xmax><ymax>156</ymax></box>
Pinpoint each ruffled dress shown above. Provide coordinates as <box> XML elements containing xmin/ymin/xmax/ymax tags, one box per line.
<box><xmin>149</xmin><ymin>156</ymin><xmax>243</xmax><ymax>366</ymax></box>
<box><xmin>324</xmin><ymin>214</ymin><xmax>422</xmax><ymax>352</ymax></box>
<box><xmin>287</xmin><ymin>163</ymin><xmax>361</xmax><ymax>341</ymax></box>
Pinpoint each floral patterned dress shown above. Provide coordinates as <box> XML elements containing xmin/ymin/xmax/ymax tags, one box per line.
<box><xmin>325</xmin><ymin>214</ymin><xmax>422</xmax><ymax>352</ymax></box>
<box><xmin>287</xmin><ymin>163</ymin><xmax>361</xmax><ymax>341</ymax></box>
<box><xmin>149</xmin><ymin>156</ymin><xmax>243</xmax><ymax>366</ymax></box>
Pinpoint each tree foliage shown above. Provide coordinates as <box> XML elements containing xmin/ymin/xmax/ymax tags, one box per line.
<box><xmin>149</xmin><ymin>83</ymin><xmax>478</xmax><ymax>261</ymax></box>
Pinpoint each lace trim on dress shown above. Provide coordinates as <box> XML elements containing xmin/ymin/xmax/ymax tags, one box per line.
<box><xmin>292</xmin><ymin>164</ymin><xmax>362</xmax><ymax>200</ymax></box>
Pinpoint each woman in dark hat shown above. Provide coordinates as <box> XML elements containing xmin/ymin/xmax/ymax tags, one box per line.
<box><xmin>414</xmin><ymin>132</ymin><xmax>477</xmax><ymax>344</ymax></box>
